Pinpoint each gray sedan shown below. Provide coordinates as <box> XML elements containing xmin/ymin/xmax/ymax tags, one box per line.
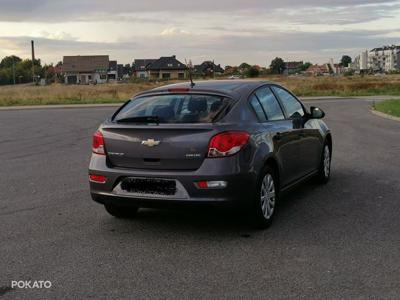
<box><xmin>89</xmin><ymin>80</ymin><xmax>332</xmax><ymax>228</ymax></box>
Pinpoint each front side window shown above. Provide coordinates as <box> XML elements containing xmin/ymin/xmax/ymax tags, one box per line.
<box><xmin>114</xmin><ymin>94</ymin><xmax>231</xmax><ymax>124</ymax></box>
<box><xmin>255</xmin><ymin>87</ymin><xmax>285</xmax><ymax>121</ymax></box>
<box><xmin>271</xmin><ymin>86</ymin><xmax>304</xmax><ymax>119</ymax></box>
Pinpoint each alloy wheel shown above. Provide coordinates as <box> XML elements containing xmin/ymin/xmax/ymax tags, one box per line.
<box><xmin>260</xmin><ymin>174</ymin><xmax>276</xmax><ymax>220</ymax></box>
<box><xmin>323</xmin><ymin>145</ymin><xmax>331</xmax><ymax>178</ymax></box>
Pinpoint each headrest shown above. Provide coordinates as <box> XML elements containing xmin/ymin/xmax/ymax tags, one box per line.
<box><xmin>153</xmin><ymin>105</ymin><xmax>174</xmax><ymax>121</ymax></box>
<box><xmin>210</xmin><ymin>101</ymin><xmax>222</xmax><ymax>112</ymax></box>
<box><xmin>188</xmin><ymin>97</ymin><xmax>207</xmax><ymax>112</ymax></box>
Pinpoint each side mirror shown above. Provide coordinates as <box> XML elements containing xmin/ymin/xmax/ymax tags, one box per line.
<box><xmin>310</xmin><ymin>106</ymin><xmax>325</xmax><ymax>119</ymax></box>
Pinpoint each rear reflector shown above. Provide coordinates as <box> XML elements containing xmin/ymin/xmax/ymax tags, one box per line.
<box><xmin>92</xmin><ymin>130</ymin><xmax>106</xmax><ymax>155</ymax></box>
<box><xmin>195</xmin><ymin>181</ymin><xmax>227</xmax><ymax>189</ymax></box>
<box><xmin>89</xmin><ymin>174</ymin><xmax>107</xmax><ymax>183</ymax></box>
<box><xmin>208</xmin><ymin>131</ymin><xmax>250</xmax><ymax>158</ymax></box>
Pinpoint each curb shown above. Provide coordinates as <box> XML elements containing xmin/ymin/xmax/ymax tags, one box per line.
<box><xmin>0</xmin><ymin>96</ymin><xmax>396</xmax><ymax>111</ymax></box>
<box><xmin>300</xmin><ymin>96</ymin><xmax>355</xmax><ymax>101</ymax></box>
<box><xmin>370</xmin><ymin>108</ymin><xmax>400</xmax><ymax>122</ymax></box>
<box><xmin>0</xmin><ymin>97</ymin><xmax>353</xmax><ymax>111</ymax></box>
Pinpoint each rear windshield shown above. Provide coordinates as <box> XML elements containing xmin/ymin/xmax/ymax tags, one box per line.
<box><xmin>114</xmin><ymin>94</ymin><xmax>231</xmax><ymax>124</ymax></box>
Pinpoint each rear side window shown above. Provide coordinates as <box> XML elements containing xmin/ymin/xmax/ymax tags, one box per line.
<box><xmin>255</xmin><ymin>87</ymin><xmax>285</xmax><ymax>121</ymax></box>
<box><xmin>114</xmin><ymin>94</ymin><xmax>230</xmax><ymax>124</ymax></box>
<box><xmin>250</xmin><ymin>95</ymin><xmax>267</xmax><ymax>122</ymax></box>
<box><xmin>271</xmin><ymin>86</ymin><xmax>304</xmax><ymax>119</ymax></box>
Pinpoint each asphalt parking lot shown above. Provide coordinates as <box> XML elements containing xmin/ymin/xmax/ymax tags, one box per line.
<box><xmin>1</xmin><ymin>98</ymin><xmax>400</xmax><ymax>299</ymax></box>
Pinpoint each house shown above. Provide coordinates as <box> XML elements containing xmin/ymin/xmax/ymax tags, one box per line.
<box><xmin>146</xmin><ymin>56</ymin><xmax>187</xmax><ymax>80</ymax></box>
<box><xmin>305</xmin><ymin>64</ymin><xmax>330</xmax><ymax>76</ymax></box>
<box><xmin>193</xmin><ymin>61</ymin><xmax>224</xmax><ymax>77</ymax></box>
<box><xmin>283</xmin><ymin>61</ymin><xmax>303</xmax><ymax>75</ymax></box>
<box><xmin>328</xmin><ymin>58</ymin><xmax>345</xmax><ymax>75</ymax></box>
<box><xmin>117</xmin><ymin>64</ymin><xmax>124</xmax><ymax>79</ymax></box>
<box><xmin>62</xmin><ymin>55</ymin><xmax>110</xmax><ymax>84</ymax></box>
<box><xmin>108</xmin><ymin>60</ymin><xmax>118</xmax><ymax>81</ymax></box>
<box><xmin>133</xmin><ymin>59</ymin><xmax>157</xmax><ymax>79</ymax></box>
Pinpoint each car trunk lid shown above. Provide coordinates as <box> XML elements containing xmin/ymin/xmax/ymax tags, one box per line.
<box><xmin>103</xmin><ymin>124</ymin><xmax>215</xmax><ymax>170</ymax></box>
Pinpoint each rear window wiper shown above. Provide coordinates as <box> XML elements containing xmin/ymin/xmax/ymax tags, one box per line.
<box><xmin>116</xmin><ymin>116</ymin><xmax>160</xmax><ymax>124</ymax></box>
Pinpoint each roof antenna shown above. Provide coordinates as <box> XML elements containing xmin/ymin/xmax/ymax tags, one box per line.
<box><xmin>185</xmin><ymin>59</ymin><xmax>195</xmax><ymax>88</ymax></box>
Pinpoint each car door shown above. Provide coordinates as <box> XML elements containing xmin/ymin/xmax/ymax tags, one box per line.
<box><xmin>271</xmin><ymin>85</ymin><xmax>320</xmax><ymax>177</ymax></box>
<box><xmin>250</xmin><ymin>86</ymin><xmax>302</xmax><ymax>186</ymax></box>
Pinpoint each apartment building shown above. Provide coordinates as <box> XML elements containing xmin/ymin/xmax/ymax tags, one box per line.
<box><xmin>352</xmin><ymin>46</ymin><xmax>400</xmax><ymax>72</ymax></box>
<box><xmin>369</xmin><ymin>45</ymin><xmax>400</xmax><ymax>72</ymax></box>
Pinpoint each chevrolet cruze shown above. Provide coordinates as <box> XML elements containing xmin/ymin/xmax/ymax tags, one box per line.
<box><xmin>89</xmin><ymin>80</ymin><xmax>332</xmax><ymax>228</ymax></box>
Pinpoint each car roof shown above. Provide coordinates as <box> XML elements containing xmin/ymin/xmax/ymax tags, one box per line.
<box><xmin>134</xmin><ymin>80</ymin><xmax>274</xmax><ymax>98</ymax></box>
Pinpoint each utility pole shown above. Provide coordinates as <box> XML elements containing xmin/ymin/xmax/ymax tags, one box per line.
<box><xmin>12</xmin><ymin>56</ymin><xmax>16</xmax><ymax>85</ymax></box>
<box><xmin>31</xmin><ymin>40</ymin><xmax>35</xmax><ymax>83</ymax></box>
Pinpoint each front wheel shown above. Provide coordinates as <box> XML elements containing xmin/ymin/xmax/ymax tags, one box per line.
<box><xmin>316</xmin><ymin>143</ymin><xmax>331</xmax><ymax>184</ymax></box>
<box><xmin>250</xmin><ymin>166</ymin><xmax>279</xmax><ymax>229</ymax></box>
<box><xmin>104</xmin><ymin>204</ymin><xmax>139</xmax><ymax>218</ymax></box>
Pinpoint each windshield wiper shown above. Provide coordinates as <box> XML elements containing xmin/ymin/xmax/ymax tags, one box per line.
<box><xmin>116</xmin><ymin>116</ymin><xmax>160</xmax><ymax>124</ymax></box>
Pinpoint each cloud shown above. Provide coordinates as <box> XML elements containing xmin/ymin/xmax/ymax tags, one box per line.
<box><xmin>32</xmin><ymin>31</ymin><xmax>78</xmax><ymax>41</ymax></box>
<box><xmin>1</xmin><ymin>27</ymin><xmax>399</xmax><ymax>65</ymax></box>
<box><xmin>0</xmin><ymin>0</ymin><xmax>399</xmax><ymax>65</ymax></box>
<box><xmin>277</xmin><ymin>2</ymin><xmax>400</xmax><ymax>25</ymax></box>
<box><xmin>160</xmin><ymin>28</ymin><xmax>190</xmax><ymax>36</ymax></box>
<box><xmin>0</xmin><ymin>0</ymin><xmax>398</xmax><ymax>23</ymax></box>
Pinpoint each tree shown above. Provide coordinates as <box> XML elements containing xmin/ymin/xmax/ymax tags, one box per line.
<box><xmin>340</xmin><ymin>55</ymin><xmax>352</xmax><ymax>67</ymax></box>
<box><xmin>0</xmin><ymin>55</ymin><xmax>22</xmax><ymax>68</ymax></box>
<box><xmin>239</xmin><ymin>62</ymin><xmax>251</xmax><ymax>70</ymax></box>
<box><xmin>299</xmin><ymin>62</ymin><xmax>312</xmax><ymax>72</ymax></box>
<box><xmin>246</xmin><ymin>66</ymin><xmax>260</xmax><ymax>78</ymax></box>
<box><xmin>0</xmin><ymin>56</ymin><xmax>44</xmax><ymax>85</ymax></box>
<box><xmin>269</xmin><ymin>57</ymin><xmax>285</xmax><ymax>74</ymax></box>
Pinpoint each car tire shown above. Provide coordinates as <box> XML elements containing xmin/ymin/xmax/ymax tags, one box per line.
<box><xmin>316</xmin><ymin>142</ymin><xmax>331</xmax><ymax>184</ymax></box>
<box><xmin>250</xmin><ymin>166</ymin><xmax>279</xmax><ymax>229</ymax></box>
<box><xmin>104</xmin><ymin>204</ymin><xmax>139</xmax><ymax>218</ymax></box>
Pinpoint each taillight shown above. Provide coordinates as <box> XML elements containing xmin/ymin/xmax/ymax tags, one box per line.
<box><xmin>92</xmin><ymin>130</ymin><xmax>106</xmax><ymax>155</ymax></box>
<box><xmin>207</xmin><ymin>131</ymin><xmax>250</xmax><ymax>158</ymax></box>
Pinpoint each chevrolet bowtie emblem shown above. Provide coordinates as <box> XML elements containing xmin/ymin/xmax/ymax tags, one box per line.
<box><xmin>141</xmin><ymin>139</ymin><xmax>160</xmax><ymax>147</ymax></box>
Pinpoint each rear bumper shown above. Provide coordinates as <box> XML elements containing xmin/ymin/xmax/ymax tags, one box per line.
<box><xmin>91</xmin><ymin>192</ymin><xmax>240</xmax><ymax>209</ymax></box>
<box><xmin>89</xmin><ymin>154</ymin><xmax>257</xmax><ymax>208</ymax></box>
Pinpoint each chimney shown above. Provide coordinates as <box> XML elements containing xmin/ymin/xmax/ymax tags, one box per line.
<box><xmin>31</xmin><ymin>40</ymin><xmax>35</xmax><ymax>83</ymax></box>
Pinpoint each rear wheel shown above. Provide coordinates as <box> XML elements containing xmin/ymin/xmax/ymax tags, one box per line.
<box><xmin>104</xmin><ymin>204</ymin><xmax>139</xmax><ymax>218</ymax></box>
<box><xmin>316</xmin><ymin>142</ymin><xmax>331</xmax><ymax>184</ymax></box>
<box><xmin>251</xmin><ymin>166</ymin><xmax>279</xmax><ymax>229</ymax></box>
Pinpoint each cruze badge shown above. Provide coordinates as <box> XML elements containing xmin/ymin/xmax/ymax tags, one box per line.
<box><xmin>141</xmin><ymin>139</ymin><xmax>160</xmax><ymax>147</ymax></box>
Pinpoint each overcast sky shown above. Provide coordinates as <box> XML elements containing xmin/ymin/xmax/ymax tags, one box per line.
<box><xmin>0</xmin><ymin>0</ymin><xmax>399</xmax><ymax>66</ymax></box>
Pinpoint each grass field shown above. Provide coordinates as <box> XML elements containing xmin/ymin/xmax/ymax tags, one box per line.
<box><xmin>375</xmin><ymin>99</ymin><xmax>400</xmax><ymax>118</ymax></box>
<box><xmin>1</xmin><ymin>75</ymin><xmax>400</xmax><ymax>106</ymax></box>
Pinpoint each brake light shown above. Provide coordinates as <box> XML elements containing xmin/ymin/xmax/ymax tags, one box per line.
<box><xmin>207</xmin><ymin>131</ymin><xmax>250</xmax><ymax>158</ymax></box>
<box><xmin>89</xmin><ymin>174</ymin><xmax>107</xmax><ymax>183</ymax></box>
<box><xmin>168</xmin><ymin>88</ymin><xmax>190</xmax><ymax>93</ymax></box>
<box><xmin>92</xmin><ymin>130</ymin><xmax>106</xmax><ymax>155</ymax></box>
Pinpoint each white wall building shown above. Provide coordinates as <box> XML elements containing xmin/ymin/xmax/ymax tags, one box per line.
<box><xmin>352</xmin><ymin>46</ymin><xmax>400</xmax><ymax>72</ymax></box>
<box><xmin>360</xmin><ymin>51</ymin><xmax>369</xmax><ymax>70</ymax></box>
<box><xmin>369</xmin><ymin>46</ymin><xmax>400</xmax><ymax>72</ymax></box>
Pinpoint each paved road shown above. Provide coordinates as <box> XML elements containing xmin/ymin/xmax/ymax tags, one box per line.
<box><xmin>1</xmin><ymin>99</ymin><xmax>399</xmax><ymax>299</ymax></box>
